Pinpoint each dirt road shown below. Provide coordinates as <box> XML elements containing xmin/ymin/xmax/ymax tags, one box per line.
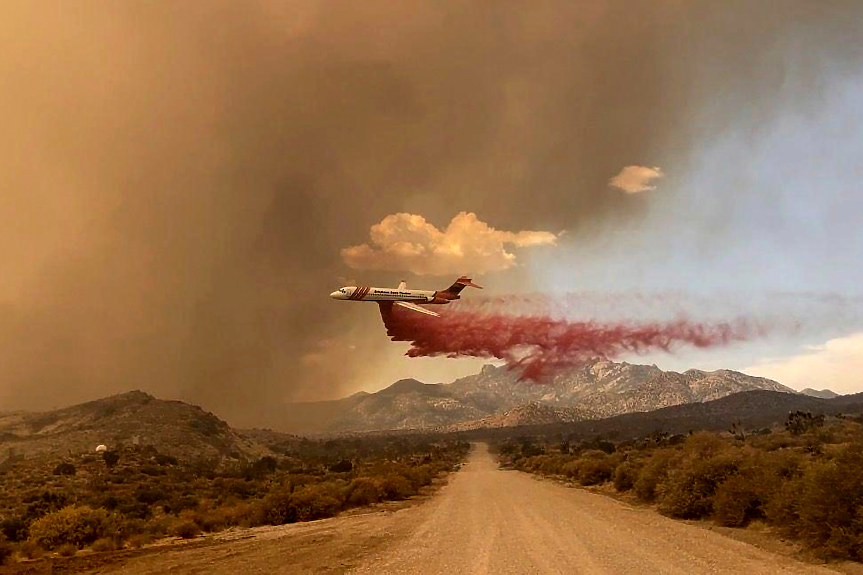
<box><xmin>92</xmin><ymin>444</ymin><xmax>836</xmax><ymax>574</ymax></box>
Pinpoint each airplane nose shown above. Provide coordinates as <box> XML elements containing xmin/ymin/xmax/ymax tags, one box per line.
<box><xmin>330</xmin><ymin>291</ymin><xmax>340</xmax><ymax>299</ymax></box>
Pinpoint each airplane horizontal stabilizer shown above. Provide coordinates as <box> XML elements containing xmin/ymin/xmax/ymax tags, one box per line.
<box><xmin>394</xmin><ymin>301</ymin><xmax>440</xmax><ymax>317</ymax></box>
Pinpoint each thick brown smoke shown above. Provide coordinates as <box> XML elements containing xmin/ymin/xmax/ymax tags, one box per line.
<box><xmin>1</xmin><ymin>2</ymin><xmax>861</xmax><ymax>424</ymax></box>
<box><xmin>381</xmin><ymin>303</ymin><xmax>763</xmax><ymax>381</ymax></box>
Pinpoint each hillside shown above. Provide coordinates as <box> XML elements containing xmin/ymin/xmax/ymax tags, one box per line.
<box><xmin>469</xmin><ymin>390</ymin><xmax>863</xmax><ymax>441</ymax></box>
<box><xmin>0</xmin><ymin>390</ymin><xmax>274</xmax><ymax>462</ymax></box>
<box><xmin>279</xmin><ymin>359</ymin><xmax>796</xmax><ymax>433</ymax></box>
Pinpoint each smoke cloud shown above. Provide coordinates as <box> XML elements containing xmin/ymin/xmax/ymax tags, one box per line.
<box><xmin>609</xmin><ymin>166</ymin><xmax>664</xmax><ymax>194</ymax></box>
<box><xmin>1</xmin><ymin>1</ymin><xmax>861</xmax><ymax>424</ymax></box>
<box><xmin>341</xmin><ymin>212</ymin><xmax>557</xmax><ymax>275</ymax></box>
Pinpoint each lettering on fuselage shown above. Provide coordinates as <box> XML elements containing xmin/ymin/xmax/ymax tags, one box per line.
<box><xmin>370</xmin><ymin>289</ymin><xmax>427</xmax><ymax>300</ymax></box>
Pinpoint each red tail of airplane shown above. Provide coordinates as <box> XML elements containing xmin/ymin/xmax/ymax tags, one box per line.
<box><xmin>432</xmin><ymin>276</ymin><xmax>482</xmax><ymax>303</ymax></box>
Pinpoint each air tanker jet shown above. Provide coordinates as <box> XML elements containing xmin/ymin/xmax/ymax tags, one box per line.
<box><xmin>330</xmin><ymin>276</ymin><xmax>482</xmax><ymax>317</ymax></box>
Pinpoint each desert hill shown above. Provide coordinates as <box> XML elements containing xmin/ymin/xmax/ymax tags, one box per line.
<box><xmin>0</xmin><ymin>390</ymin><xmax>277</xmax><ymax>461</ymax></box>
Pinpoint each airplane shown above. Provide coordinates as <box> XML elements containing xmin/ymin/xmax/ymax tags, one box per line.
<box><xmin>330</xmin><ymin>276</ymin><xmax>482</xmax><ymax>317</ymax></box>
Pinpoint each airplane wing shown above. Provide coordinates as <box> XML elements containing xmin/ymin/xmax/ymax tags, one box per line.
<box><xmin>394</xmin><ymin>301</ymin><xmax>440</xmax><ymax>317</ymax></box>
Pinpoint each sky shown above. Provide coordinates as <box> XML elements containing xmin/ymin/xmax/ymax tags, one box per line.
<box><xmin>1</xmin><ymin>1</ymin><xmax>862</xmax><ymax>425</ymax></box>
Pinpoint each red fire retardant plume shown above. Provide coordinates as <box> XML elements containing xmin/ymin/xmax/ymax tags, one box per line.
<box><xmin>379</xmin><ymin>303</ymin><xmax>762</xmax><ymax>381</ymax></box>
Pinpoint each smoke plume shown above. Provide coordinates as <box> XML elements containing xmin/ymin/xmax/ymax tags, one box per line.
<box><xmin>1</xmin><ymin>1</ymin><xmax>861</xmax><ymax>424</ymax></box>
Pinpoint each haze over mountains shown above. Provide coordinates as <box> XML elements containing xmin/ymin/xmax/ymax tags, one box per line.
<box><xmin>280</xmin><ymin>359</ymin><xmax>800</xmax><ymax>433</ymax></box>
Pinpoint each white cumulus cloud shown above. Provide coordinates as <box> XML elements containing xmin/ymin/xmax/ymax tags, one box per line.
<box><xmin>609</xmin><ymin>165</ymin><xmax>664</xmax><ymax>193</ymax></box>
<box><xmin>341</xmin><ymin>212</ymin><xmax>557</xmax><ymax>275</ymax></box>
<box><xmin>745</xmin><ymin>332</ymin><xmax>863</xmax><ymax>395</ymax></box>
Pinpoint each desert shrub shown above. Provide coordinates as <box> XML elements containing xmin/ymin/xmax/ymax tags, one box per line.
<box><xmin>562</xmin><ymin>459</ymin><xmax>581</xmax><ymax>479</ymax></box>
<box><xmin>786</xmin><ymin>411</ymin><xmax>825</xmax><ymax>436</ymax></box>
<box><xmin>682</xmin><ymin>432</ymin><xmax>726</xmax><ymax>459</ymax></box>
<box><xmin>90</xmin><ymin>537</ymin><xmax>116</xmax><ymax>552</ymax></box>
<box><xmin>613</xmin><ymin>461</ymin><xmax>640</xmax><ymax>492</ymax></box>
<box><xmin>633</xmin><ymin>450</ymin><xmax>678</xmax><ymax>501</ymax></box>
<box><xmin>768</xmin><ymin>441</ymin><xmax>863</xmax><ymax>559</ymax></box>
<box><xmin>135</xmin><ymin>487</ymin><xmax>169</xmax><ymax>505</ymax></box>
<box><xmin>1</xmin><ymin>516</ymin><xmax>29</xmax><ymax>542</ymax></box>
<box><xmin>576</xmin><ymin>454</ymin><xmax>616</xmax><ymax>486</ymax></box>
<box><xmin>190</xmin><ymin>506</ymin><xmax>238</xmax><ymax>532</ymax></box>
<box><xmin>244</xmin><ymin>456</ymin><xmax>278</xmax><ymax>480</ymax></box>
<box><xmin>345</xmin><ymin>478</ymin><xmax>382</xmax><ymax>507</ymax></box>
<box><xmin>712</xmin><ymin>472</ymin><xmax>762</xmax><ymax>527</ymax></box>
<box><xmin>155</xmin><ymin>454</ymin><xmax>178</xmax><ymax>466</ymax></box>
<box><xmin>23</xmin><ymin>491</ymin><xmax>69</xmax><ymax>522</ymax></box>
<box><xmin>53</xmin><ymin>463</ymin><xmax>76</xmax><ymax>476</ymax></box>
<box><xmin>117</xmin><ymin>500</ymin><xmax>152</xmax><ymax>520</ymax></box>
<box><xmin>170</xmin><ymin>495</ymin><xmax>200</xmax><ymax>514</ymax></box>
<box><xmin>258</xmin><ymin>486</ymin><xmax>295</xmax><ymax>525</ymax></box>
<box><xmin>127</xmin><ymin>533</ymin><xmax>151</xmax><ymax>549</ymax></box>
<box><xmin>29</xmin><ymin>506</ymin><xmax>110</xmax><ymax>549</ymax></box>
<box><xmin>144</xmin><ymin>516</ymin><xmax>174</xmax><ymax>538</ymax></box>
<box><xmin>102</xmin><ymin>451</ymin><xmax>120</xmax><ymax>469</ymax></box>
<box><xmin>328</xmin><ymin>459</ymin><xmax>353</xmax><ymax>473</ymax></box>
<box><xmin>376</xmin><ymin>474</ymin><xmax>416</xmax><ymax>501</ymax></box>
<box><xmin>658</xmin><ymin>454</ymin><xmax>740</xmax><ymax>519</ymax></box>
<box><xmin>140</xmin><ymin>465</ymin><xmax>166</xmax><ymax>476</ymax></box>
<box><xmin>289</xmin><ymin>485</ymin><xmax>341</xmax><ymax>522</ymax></box>
<box><xmin>405</xmin><ymin>464</ymin><xmax>436</xmax><ymax>489</ymax></box>
<box><xmin>57</xmin><ymin>543</ymin><xmax>77</xmax><ymax>557</ymax></box>
<box><xmin>170</xmin><ymin>520</ymin><xmax>200</xmax><ymax>539</ymax></box>
<box><xmin>17</xmin><ymin>540</ymin><xmax>44</xmax><ymax>560</ymax></box>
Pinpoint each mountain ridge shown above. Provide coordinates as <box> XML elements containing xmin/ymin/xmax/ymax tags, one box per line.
<box><xmin>279</xmin><ymin>359</ymin><xmax>796</xmax><ymax>433</ymax></box>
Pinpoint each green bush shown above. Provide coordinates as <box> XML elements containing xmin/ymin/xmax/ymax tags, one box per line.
<box><xmin>658</xmin><ymin>455</ymin><xmax>740</xmax><ymax>519</ymax></box>
<box><xmin>289</xmin><ymin>485</ymin><xmax>341</xmax><ymax>522</ymax></box>
<box><xmin>633</xmin><ymin>450</ymin><xmax>677</xmax><ymax>501</ymax></box>
<box><xmin>345</xmin><ymin>478</ymin><xmax>382</xmax><ymax>507</ymax></box>
<box><xmin>771</xmin><ymin>442</ymin><xmax>863</xmax><ymax>559</ymax></box>
<box><xmin>258</xmin><ymin>486</ymin><xmax>295</xmax><ymax>525</ymax></box>
<box><xmin>28</xmin><ymin>506</ymin><xmax>111</xmax><ymax>549</ymax></box>
<box><xmin>576</xmin><ymin>454</ymin><xmax>616</xmax><ymax>486</ymax></box>
<box><xmin>712</xmin><ymin>472</ymin><xmax>761</xmax><ymax>527</ymax></box>
<box><xmin>562</xmin><ymin>459</ymin><xmax>581</xmax><ymax>479</ymax></box>
<box><xmin>613</xmin><ymin>461</ymin><xmax>640</xmax><ymax>492</ymax></box>
<box><xmin>376</xmin><ymin>474</ymin><xmax>416</xmax><ymax>500</ymax></box>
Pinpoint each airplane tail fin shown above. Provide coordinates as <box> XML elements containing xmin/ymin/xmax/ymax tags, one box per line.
<box><xmin>443</xmin><ymin>276</ymin><xmax>482</xmax><ymax>296</ymax></box>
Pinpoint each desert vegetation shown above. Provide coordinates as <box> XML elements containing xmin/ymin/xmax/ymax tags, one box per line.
<box><xmin>496</xmin><ymin>412</ymin><xmax>863</xmax><ymax>561</ymax></box>
<box><xmin>0</xmin><ymin>435</ymin><xmax>468</xmax><ymax>564</ymax></box>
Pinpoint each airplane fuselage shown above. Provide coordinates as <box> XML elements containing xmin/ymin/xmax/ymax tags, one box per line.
<box><xmin>330</xmin><ymin>286</ymin><xmax>437</xmax><ymax>303</ymax></box>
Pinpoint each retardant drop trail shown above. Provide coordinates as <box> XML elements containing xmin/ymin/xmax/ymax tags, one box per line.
<box><xmin>379</xmin><ymin>302</ymin><xmax>763</xmax><ymax>381</ymax></box>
